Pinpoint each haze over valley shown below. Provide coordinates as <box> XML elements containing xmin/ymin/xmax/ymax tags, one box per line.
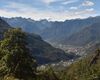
<box><xmin>0</xmin><ymin>0</ymin><xmax>100</xmax><ymax>80</ymax></box>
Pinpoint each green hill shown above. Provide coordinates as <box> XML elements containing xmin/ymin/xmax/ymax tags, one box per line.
<box><xmin>60</xmin><ymin>49</ymin><xmax>100</xmax><ymax>80</ymax></box>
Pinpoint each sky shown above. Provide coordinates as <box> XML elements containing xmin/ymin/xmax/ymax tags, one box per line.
<box><xmin>0</xmin><ymin>0</ymin><xmax>100</xmax><ymax>21</ymax></box>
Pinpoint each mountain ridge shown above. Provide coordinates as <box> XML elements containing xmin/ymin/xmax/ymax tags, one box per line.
<box><xmin>62</xmin><ymin>22</ymin><xmax>100</xmax><ymax>46</ymax></box>
<box><xmin>2</xmin><ymin>16</ymin><xmax>100</xmax><ymax>42</ymax></box>
<box><xmin>0</xmin><ymin>18</ymin><xmax>77</xmax><ymax>65</ymax></box>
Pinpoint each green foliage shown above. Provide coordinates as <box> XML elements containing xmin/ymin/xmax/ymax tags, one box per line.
<box><xmin>60</xmin><ymin>49</ymin><xmax>100</xmax><ymax>80</ymax></box>
<box><xmin>0</xmin><ymin>28</ymin><xmax>37</xmax><ymax>79</ymax></box>
<box><xmin>1</xmin><ymin>28</ymin><xmax>100</xmax><ymax>80</ymax></box>
<box><xmin>0</xmin><ymin>28</ymin><xmax>61</xmax><ymax>80</ymax></box>
<box><xmin>36</xmin><ymin>67</ymin><xmax>60</xmax><ymax>80</ymax></box>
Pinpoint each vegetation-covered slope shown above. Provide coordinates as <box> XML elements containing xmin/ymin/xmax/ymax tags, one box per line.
<box><xmin>41</xmin><ymin>16</ymin><xmax>100</xmax><ymax>43</ymax></box>
<box><xmin>60</xmin><ymin>49</ymin><xmax>100</xmax><ymax>80</ymax></box>
<box><xmin>26</xmin><ymin>33</ymin><xmax>75</xmax><ymax>64</ymax></box>
<box><xmin>0</xmin><ymin>18</ymin><xmax>77</xmax><ymax>65</ymax></box>
<box><xmin>0</xmin><ymin>28</ymin><xmax>37</xmax><ymax>80</ymax></box>
<box><xmin>0</xmin><ymin>28</ymin><xmax>63</xmax><ymax>80</ymax></box>
<box><xmin>62</xmin><ymin>22</ymin><xmax>100</xmax><ymax>46</ymax></box>
<box><xmin>1</xmin><ymin>28</ymin><xmax>100</xmax><ymax>80</ymax></box>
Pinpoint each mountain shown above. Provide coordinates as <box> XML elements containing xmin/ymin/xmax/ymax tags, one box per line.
<box><xmin>41</xmin><ymin>16</ymin><xmax>100</xmax><ymax>43</ymax></box>
<box><xmin>2</xmin><ymin>16</ymin><xmax>100</xmax><ymax>45</ymax></box>
<box><xmin>2</xmin><ymin>17</ymin><xmax>52</xmax><ymax>34</ymax></box>
<box><xmin>0</xmin><ymin>18</ymin><xmax>77</xmax><ymax>65</ymax></box>
<box><xmin>0</xmin><ymin>18</ymin><xmax>11</xmax><ymax>39</ymax></box>
<box><xmin>85</xmin><ymin>42</ymin><xmax>100</xmax><ymax>55</ymax></box>
<box><xmin>60</xmin><ymin>49</ymin><xmax>100</xmax><ymax>80</ymax></box>
<box><xmin>62</xmin><ymin>22</ymin><xmax>100</xmax><ymax>46</ymax></box>
<box><xmin>26</xmin><ymin>33</ymin><xmax>78</xmax><ymax>64</ymax></box>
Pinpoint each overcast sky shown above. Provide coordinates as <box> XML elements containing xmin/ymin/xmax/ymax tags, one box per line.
<box><xmin>0</xmin><ymin>0</ymin><xmax>99</xmax><ymax>21</ymax></box>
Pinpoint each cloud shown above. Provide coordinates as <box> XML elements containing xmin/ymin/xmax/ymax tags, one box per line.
<box><xmin>86</xmin><ymin>8</ymin><xmax>94</xmax><ymax>11</ymax></box>
<box><xmin>75</xmin><ymin>8</ymin><xmax>94</xmax><ymax>15</ymax></box>
<box><xmin>70</xmin><ymin>7</ymin><xmax>78</xmax><ymax>10</ymax></box>
<box><xmin>42</xmin><ymin>0</ymin><xmax>79</xmax><ymax>5</ymax></box>
<box><xmin>62</xmin><ymin>0</ymin><xmax>79</xmax><ymax>5</ymax></box>
<box><xmin>4</xmin><ymin>2</ymin><xmax>37</xmax><ymax>11</ymax></box>
<box><xmin>82</xmin><ymin>1</ymin><xmax>94</xmax><ymax>6</ymax></box>
<box><xmin>0</xmin><ymin>1</ymin><xmax>97</xmax><ymax>21</ymax></box>
<box><xmin>41</xmin><ymin>0</ymin><xmax>57</xmax><ymax>5</ymax></box>
<box><xmin>0</xmin><ymin>8</ymin><xmax>96</xmax><ymax>21</ymax></box>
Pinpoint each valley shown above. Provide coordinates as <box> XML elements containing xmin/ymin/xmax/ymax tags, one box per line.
<box><xmin>0</xmin><ymin>16</ymin><xmax>100</xmax><ymax>80</ymax></box>
<box><xmin>2</xmin><ymin>16</ymin><xmax>100</xmax><ymax>66</ymax></box>
<box><xmin>0</xmin><ymin>0</ymin><xmax>100</xmax><ymax>79</ymax></box>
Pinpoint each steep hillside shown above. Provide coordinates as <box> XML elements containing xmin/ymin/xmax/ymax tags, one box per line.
<box><xmin>0</xmin><ymin>18</ymin><xmax>11</xmax><ymax>39</ymax></box>
<box><xmin>41</xmin><ymin>16</ymin><xmax>100</xmax><ymax>43</ymax></box>
<box><xmin>2</xmin><ymin>16</ymin><xmax>100</xmax><ymax>44</ymax></box>
<box><xmin>26</xmin><ymin>33</ymin><xmax>76</xmax><ymax>64</ymax></box>
<box><xmin>60</xmin><ymin>49</ymin><xmax>100</xmax><ymax>80</ymax></box>
<box><xmin>62</xmin><ymin>22</ymin><xmax>100</xmax><ymax>46</ymax></box>
<box><xmin>0</xmin><ymin>18</ymin><xmax>77</xmax><ymax>65</ymax></box>
<box><xmin>2</xmin><ymin>17</ymin><xmax>52</xmax><ymax>34</ymax></box>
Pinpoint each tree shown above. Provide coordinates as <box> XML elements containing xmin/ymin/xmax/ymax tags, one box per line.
<box><xmin>0</xmin><ymin>28</ymin><xmax>37</xmax><ymax>79</ymax></box>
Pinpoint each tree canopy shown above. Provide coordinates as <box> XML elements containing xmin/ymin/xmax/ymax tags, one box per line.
<box><xmin>0</xmin><ymin>28</ymin><xmax>37</xmax><ymax>79</ymax></box>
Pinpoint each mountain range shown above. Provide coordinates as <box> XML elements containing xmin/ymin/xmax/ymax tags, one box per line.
<box><xmin>41</xmin><ymin>16</ymin><xmax>100</xmax><ymax>43</ymax></box>
<box><xmin>1</xmin><ymin>16</ymin><xmax>100</xmax><ymax>80</ymax></box>
<box><xmin>0</xmin><ymin>18</ymin><xmax>78</xmax><ymax>65</ymax></box>
<box><xmin>61</xmin><ymin>22</ymin><xmax>100</xmax><ymax>46</ymax></box>
<box><xmin>2</xmin><ymin>17</ymin><xmax>52</xmax><ymax>34</ymax></box>
<box><xmin>2</xmin><ymin>16</ymin><xmax>100</xmax><ymax>47</ymax></box>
